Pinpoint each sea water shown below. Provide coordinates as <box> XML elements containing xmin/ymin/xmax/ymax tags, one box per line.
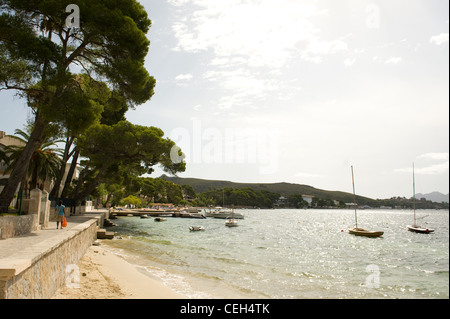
<box><xmin>102</xmin><ymin>209</ymin><xmax>449</xmax><ymax>299</ymax></box>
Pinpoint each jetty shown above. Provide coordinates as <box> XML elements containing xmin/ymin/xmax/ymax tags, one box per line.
<box><xmin>110</xmin><ymin>208</ymin><xmax>206</xmax><ymax>219</ymax></box>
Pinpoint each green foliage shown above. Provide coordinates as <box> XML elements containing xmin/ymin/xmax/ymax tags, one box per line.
<box><xmin>0</xmin><ymin>0</ymin><xmax>157</xmax><ymax>211</ymax></box>
<box><xmin>0</xmin><ymin>0</ymin><xmax>155</xmax><ymax>107</ymax></box>
<box><xmin>136</xmin><ymin>177</ymin><xmax>184</xmax><ymax>205</ymax></box>
<box><xmin>77</xmin><ymin>121</ymin><xmax>186</xmax><ymax>175</ymax></box>
<box><xmin>200</xmin><ymin>187</ymin><xmax>280</xmax><ymax>208</ymax></box>
<box><xmin>162</xmin><ymin>176</ymin><xmax>378</xmax><ymax>207</ymax></box>
<box><xmin>163</xmin><ymin>176</ymin><xmax>361</xmax><ymax>203</ymax></box>
<box><xmin>74</xmin><ymin>122</ymin><xmax>185</xmax><ymax>203</ymax></box>
<box><xmin>121</xmin><ymin>195</ymin><xmax>141</xmax><ymax>207</ymax></box>
<box><xmin>3</xmin><ymin>126</ymin><xmax>64</xmax><ymax>189</ymax></box>
<box><xmin>182</xmin><ymin>184</ymin><xmax>196</xmax><ymax>199</ymax></box>
<box><xmin>287</xmin><ymin>194</ymin><xmax>307</xmax><ymax>208</ymax></box>
<box><xmin>373</xmin><ymin>197</ymin><xmax>449</xmax><ymax>210</ymax></box>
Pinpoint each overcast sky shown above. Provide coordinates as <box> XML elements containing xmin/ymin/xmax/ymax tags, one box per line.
<box><xmin>1</xmin><ymin>0</ymin><xmax>448</xmax><ymax>199</ymax></box>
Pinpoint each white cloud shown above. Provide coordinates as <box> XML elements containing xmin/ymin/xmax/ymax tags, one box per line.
<box><xmin>204</xmin><ymin>69</ymin><xmax>277</xmax><ymax>95</ymax></box>
<box><xmin>169</xmin><ymin>0</ymin><xmax>349</xmax><ymax>110</ymax></box>
<box><xmin>175</xmin><ymin>73</ymin><xmax>193</xmax><ymax>81</ymax></box>
<box><xmin>415</xmin><ymin>162</ymin><xmax>449</xmax><ymax>175</ymax></box>
<box><xmin>430</xmin><ymin>33</ymin><xmax>449</xmax><ymax>45</ymax></box>
<box><xmin>394</xmin><ymin>153</ymin><xmax>449</xmax><ymax>175</ymax></box>
<box><xmin>385</xmin><ymin>57</ymin><xmax>403</xmax><ymax>64</ymax></box>
<box><xmin>344</xmin><ymin>58</ymin><xmax>356</xmax><ymax>67</ymax></box>
<box><xmin>170</xmin><ymin>0</ymin><xmax>345</xmax><ymax>68</ymax></box>
<box><xmin>203</xmin><ymin>68</ymin><xmax>279</xmax><ymax>109</ymax></box>
<box><xmin>418</xmin><ymin>152</ymin><xmax>449</xmax><ymax>160</ymax></box>
<box><xmin>167</xmin><ymin>0</ymin><xmax>190</xmax><ymax>6</ymax></box>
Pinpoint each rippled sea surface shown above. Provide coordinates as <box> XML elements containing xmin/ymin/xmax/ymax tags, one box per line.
<box><xmin>103</xmin><ymin>209</ymin><xmax>449</xmax><ymax>299</ymax></box>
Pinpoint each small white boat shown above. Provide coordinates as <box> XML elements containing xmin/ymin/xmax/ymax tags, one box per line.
<box><xmin>140</xmin><ymin>214</ymin><xmax>150</xmax><ymax>219</ymax></box>
<box><xmin>224</xmin><ymin>206</ymin><xmax>239</xmax><ymax>227</ymax></box>
<box><xmin>189</xmin><ymin>226</ymin><xmax>205</xmax><ymax>232</ymax></box>
<box><xmin>154</xmin><ymin>217</ymin><xmax>167</xmax><ymax>222</ymax></box>
<box><xmin>407</xmin><ymin>164</ymin><xmax>435</xmax><ymax>234</ymax></box>
<box><xmin>225</xmin><ymin>217</ymin><xmax>239</xmax><ymax>227</ymax></box>
<box><xmin>407</xmin><ymin>225</ymin><xmax>434</xmax><ymax>234</ymax></box>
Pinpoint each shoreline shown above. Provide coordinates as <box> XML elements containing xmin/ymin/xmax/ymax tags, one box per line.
<box><xmin>52</xmin><ymin>244</ymin><xmax>186</xmax><ymax>299</ymax></box>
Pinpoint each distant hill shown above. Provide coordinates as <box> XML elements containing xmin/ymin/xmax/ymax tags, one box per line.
<box><xmin>161</xmin><ymin>176</ymin><xmax>449</xmax><ymax>209</ymax></box>
<box><xmin>415</xmin><ymin>192</ymin><xmax>449</xmax><ymax>203</ymax></box>
<box><xmin>161</xmin><ymin>175</ymin><xmax>374</xmax><ymax>205</ymax></box>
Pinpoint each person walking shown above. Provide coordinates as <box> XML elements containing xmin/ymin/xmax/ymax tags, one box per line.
<box><xmin>56</xmin><ymin>200</ymin><xmax>66</xmax><ymax>229</ymax></box>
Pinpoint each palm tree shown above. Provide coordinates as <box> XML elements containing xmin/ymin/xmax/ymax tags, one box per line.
<box><xmin>3</xmin><ymin>127</ymin><xmax>64</xmax><ymax>194</ymax></box>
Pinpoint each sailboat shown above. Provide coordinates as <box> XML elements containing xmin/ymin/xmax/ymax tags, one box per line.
<box><xmin>348</xmin><ymin>166</ymin><xmax>384</xmax><ymax>238</ymax></box>
<box><xmin>225</xmin><ymin>207</ymin><xmax>239</xmax><ymax>227</ymax></box>
<box><xmin>407</xmin><ymin>163</ymin><xmax>434</xmax><ymax>234</ymax></box>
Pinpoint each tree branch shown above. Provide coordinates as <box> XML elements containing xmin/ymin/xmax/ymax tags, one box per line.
<box><xmin>64</xmin><ymin>37</ymin><xmax>90</xmax><ymax>69</ymax></box>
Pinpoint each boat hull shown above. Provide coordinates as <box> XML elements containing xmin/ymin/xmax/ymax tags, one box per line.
<box><xmin>225</xmin><ymin>219</ymin><xmax>239</xmax><ymax>227</ymax></box>
<box><xmin>206</xmin><ymin>212</ymin><xmax>245</xmax><ymax>219</ymax></box>
<box><xmin>407</xmin><ymin>225</ymin><xmax>434</xmax><ymax>234</ymax></box>
<box><xmin>225</xmin><ymin>223</ymin><xmax>239</xmax><ymax>227</ymax></box>
<box><xmin>348</xmin><ymin>228</ymin><xmax>384</xmax><ymax>238</ymax></box>
<box><xmin>189</xmin><ymin>226</ymin><xmax>205</xmax><ymax>231</ymax></box>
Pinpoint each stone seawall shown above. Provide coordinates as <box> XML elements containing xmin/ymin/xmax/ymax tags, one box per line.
<box><xmin>0</xmin><ymin>217</ymin><xmax>98</xmax><ymax>299</ymax></box>
<box><xmin>0</xmin><ymin>215</ymin><xmax>39</xmax><ymax>239</ymax></box>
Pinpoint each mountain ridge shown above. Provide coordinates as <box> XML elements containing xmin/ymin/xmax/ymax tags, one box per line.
<box><xmin>162</xmin><ymin>175</ymin><xmax>449</xmax><ymax>206</ymax></box>
<box><xmin>415</xmin><ymin>192</ymin><xmax>449</xmax><ymax>203</ymax></box>
<box><xmin>162</xmin><ymin>175</ymin><xmax>374</xmax><ymax>204</ymax></box>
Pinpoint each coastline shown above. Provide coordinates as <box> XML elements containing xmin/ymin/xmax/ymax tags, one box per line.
<box><xmin>52</xmin><ymin>244</ymin><xmax>186</xmax><ymax>299</ymax></box>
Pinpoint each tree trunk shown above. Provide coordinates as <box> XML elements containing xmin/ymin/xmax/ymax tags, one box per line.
<box><xmin>105</xmin><ymin>193</ymin><xmax>112</xmax><ymax>205</ymax></box>
<box><xmin>50</xmin><ymin>136</ymin><xmax>75</xmax><ymax>198</ymax></box>
<box><xmin>60</xmin><ymin>148</ymin><xmax>79</xmax><ymax>198</ymax></box>
<box><xmin>0</xmin><ymin>113</ymin><xmax>47</xmax><ymax>213</ymax></box>
<box><xmin>29</xmin><ymin>163</ymin><xmax>38</xmax><ymax>190</ymax></box>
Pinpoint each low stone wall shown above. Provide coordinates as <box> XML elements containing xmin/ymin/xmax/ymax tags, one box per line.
<box><xmin>0</xmin><ymin>217</ymin><xmax>98</xmax><ymax>299</ymax></box>
<box><xmin>0</xmin><ymin>215</ymin><xmax>39</xmax><ymax>240</ymax></box>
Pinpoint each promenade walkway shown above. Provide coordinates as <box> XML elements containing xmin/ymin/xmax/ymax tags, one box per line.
<box><xmin>0</xmin><ymin>210</ymin><xmax>107</xmax><ymax>298</ymax></box>
<box><xmin>0</xmin><ymin>215</ymin><xmax>96</xmax><ymax>260</ymax></box>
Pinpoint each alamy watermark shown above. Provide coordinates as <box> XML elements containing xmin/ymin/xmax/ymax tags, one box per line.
<box><xmin>365</xmin><ymin>3</ymin><xmax>380</xmax><ymax>29</ymax></box>
<box><xmin>65</xmin><ymin>4</ymin><xmax>80</xmax><ymax>29</ymax></box>
<box><xmin>169</xmin><ymin>120</ymin><xmax>279</xmax><ymax>174</ymax></box>
<box><xmin>65</xmin><ymin>264</ymin><xmax>80</xmax><ymax>289</ymax></box>
<box><xmin>365</xmin><ymin>264</ymin><xmax>380</xmax><ymax>288</ymax></box>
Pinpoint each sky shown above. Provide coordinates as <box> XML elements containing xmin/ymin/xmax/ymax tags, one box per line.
<box><xmin>1</xmin><ymin>0</ymin><xmax>449</xmax><ymax>199</ymax></box>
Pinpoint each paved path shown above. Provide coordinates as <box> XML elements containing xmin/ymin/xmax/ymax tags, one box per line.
<box><xmin>0</xmin><ymin>210</ymin><xmax>107</xmax><ymax>260</ymax></box>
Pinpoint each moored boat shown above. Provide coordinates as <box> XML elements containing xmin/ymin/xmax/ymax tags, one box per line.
<box><xmin>225</xmin><ymin>207</ymin><xmax>239</xmax><ymax>227</ymax></box>
<box><xmin>225</xmin><ymin>217</ymin><xmax>239</xmax><ymax>227</ymax></box>
<box><xmin>189</xmin><ymin>226</ymin><xmax>205</xmax><ymax>231</ymax></box>
<box><xmin>348</xmin><ymin>166</ymin><xmax>384</xmax><ymax>238</ymax></box>
<box><xmin>407</xmin><ymin>163</ymin><xmax>435</xmax><ymax>234</ymax></box>
<box><xmin>349</xmin><ymin>227</ymin><xmax>384</xmax><ymax>237</ymax></box>
<box><xmin>407</xmin><ymin>225</ymin><xmax>434</xmax><ymax>234</ymax></box>
<box><xmin>205</xmin><ymin>207</ymin><xmax>244</xmax><ymax>219</ymax></box>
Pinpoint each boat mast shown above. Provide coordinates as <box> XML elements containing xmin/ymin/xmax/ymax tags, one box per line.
<box><xmin>351</xmin><ymin>165</ymin><xmax>358</xmax><ymax>229</ymax></box>
<box><xmin>412</xmin><ymin>163</ymin><xmax>416</xmax><ymax>225</ymax></box>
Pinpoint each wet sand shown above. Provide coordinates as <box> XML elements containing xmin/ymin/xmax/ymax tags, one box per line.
<box><xmin>52</xmin><ymin>244</ymin><xmax>185</xmax><ymax>299</ymax></box>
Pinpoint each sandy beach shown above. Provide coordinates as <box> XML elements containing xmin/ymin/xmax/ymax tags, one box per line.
<box><xmin>52</xmin><ymin>244</ymin><xmax>185</xmax><ymax>299</ymax></box>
